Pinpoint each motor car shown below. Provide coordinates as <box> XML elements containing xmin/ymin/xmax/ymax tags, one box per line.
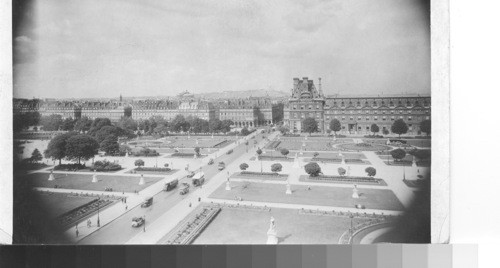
<box><xmin>141</xmin><ymin>197</ymin><xmax>153</xmax><ymax>208</ymax></box>
<box><xmin>131</xmin><ymin>217</ymin><xmax>145</xmax><ymax>227</ymax></box>
<box><xmin>179</xmin><ymin>183</ymin><xmax>190</xmax><ymax>195</ymax></box>
<box><xmin>208</xmin><ymin>158</ymin><xmax>214</xmax><ymax>165</ymax></box>
<box><xmin>218</xmin><ymin>161</ymin><xmax>225</xmax><ymax>170</ymax></box>
<box><xmin>226</xmin><ymin>149</ymin><xmax>233</xmax><ymax>155</ymax></box>
<box><xmin>163</xmin><ymin>179</ymin><xmax>178</xmax><ymax>191</ymax></box>
<box><xmin>187</xmin><ymin>172</ymin><xmax>195</xmax><ymax>178</ymax></box>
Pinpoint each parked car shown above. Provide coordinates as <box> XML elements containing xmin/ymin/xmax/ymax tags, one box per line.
<box><xmin>131</xmin><ymin>217</ymin><xmax>145</xmax><ymax>227</ymax></box>
<box><xmin>179</xmin><ymin>183</ymin><xmax>190</xmax><ymax>195</ymax></box>
<box><xmin>187</xmin><ymin>171</ymin><xmax>195</xmax><ymax>178</ymax></box>
<box><xmin>226</xmin><ymin>149</ymin><xmax>233</xmax><ymax>155</ymax></box>
<box><xmin>163</xmin><ymin>179</ymin><xmax>178</xmax><ymax>191</ymax></box>
<box><xmin>208</xmin><ymin>158</ymin><xmax>214</xmax><ymax>165</ymax></box>
<box><xmin>141</xmin><ymin>197</ymin><xmax>153</xmax><ymax>208</ymax></box>
<box><xmin>218</xmin><ymin>161</ymin><xmax>226</xmax><ymax>170</ymax></box>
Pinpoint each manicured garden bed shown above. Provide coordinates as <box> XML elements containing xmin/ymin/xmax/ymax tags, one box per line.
<box><xmin>299</xmin><ymin>175</ymin><xmax>387</xmax><ymax>186</ymax></box>
<box><xmin>257</xmin><ymin>155</ymin><xmax>294</xmax><ymax>162</ymax></box>
<box><xmin>230</xmin><ymin>171</ymin><xmax>289</xmax><ymax>181</ymax></box>
<box><xmin>127</xmin><ymin>167</ymin><xmax>178</xmax><ymax>175</ymax></box>
<box><xmin>403</xmin><ymin>179</ymin><xmax>427</xmax><ymax>188</ymax></box>
<box><xmin>336</xmin><ymin>143</ymin><xmax>392</xmax><ymax>152</ymax></box>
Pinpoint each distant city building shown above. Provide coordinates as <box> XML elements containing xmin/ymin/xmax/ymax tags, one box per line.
<box><xmin>284</xmin><ymin>77</ymin><xmax>431</xmax><ymax>134</ymax></box>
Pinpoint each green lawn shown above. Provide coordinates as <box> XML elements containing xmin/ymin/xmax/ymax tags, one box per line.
<box><xmin>36</xmin><ymin>192</ymin><xmax>97</xmax><ymax>218</ymax></box>
<box><xmin>209</xmin><ymin>181</ymin><xmax>404</xmax><ymax>211</ymax></box>
<box><xmin>25</xmin><ymin>173</ymin><xmax>163</xmax><ymax>193</ymax></box>
<box><xmin>192</xmin><ymin>206</ymin><xmax>372</xmax><ymax>244</ymax></box>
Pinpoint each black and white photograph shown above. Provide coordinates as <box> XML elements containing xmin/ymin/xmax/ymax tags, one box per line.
<box><xmin>8</xmin><ymin>0</ymin><xmax>434</xmax><ymax>245</ymax></box>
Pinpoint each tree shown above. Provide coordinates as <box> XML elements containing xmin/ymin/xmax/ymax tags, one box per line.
<box><xmin>370</xmin><ymin>124</ymin><xmax>380</xmax><ymax>135</ymax></box>
<box><xmin>278</xmin><ymin>126</ymin><xmax>289</xmax><ymax>135</ymax></box>
<box><xmin>124</xmin><ymin>106</ymin><xmax>132</xmax><ymax>117</ymax></box>
<box><xmin>95</xmin><ymin>126</ymin><xmax>123</xmax><ymax>144</ymax></box>
<box><xmin>239</xmin><ymin>163</ymin><xmax>249</xmax><ymax>170</ymax></box>
<box><xmin>391</xmin><ymin>119</ymin><xmax>408</xmax><ymax>137</ymax></box>
<box><xmin>30</xmin><ymin>149</ymin><xmax>43</xmax><ymax>163</ymax></box>
<box><xmin>383</xmin><ymin>129</ymin><xmax>390</xmax><ymax>135</ymax></box>
<box><xmin>271</xmin><ymin>163</ymin><xmax>282</xmax><ymax>173</ymax></box>
<box><xmin>191</xmin><ymin>117</ymin><xmax>209</xmax><ymax>134</ymax></box>
<box><xmin>44</xmin><ymin>132</ymin><xmax>78</xmax><ymax>164</ymax></box>
<box><xmin>337</xmin><ymin>167</ymin><xmax>346</xmax><ymax>176</ymax></box>
<box><xmin>74</xmin><ymin>116</ymin><xmax>93</xmax><ymax>133</ymax></box>
<box><xmin>65</xmin><ymin>134</ymin><xmax>99</xmax><ymax>164</ymax></box>
<box><xmin>134</xmin><ymin>159</ymin><xmax>145</xmax><ymax>167</ymax></box>
<box><xmin>365</xmin><ymin>167</ymin><xmax>376</xmax><ymax>177</ymax></box>
<box><xmin>209</xmin><ymin>119</ymin><xmax>223</xmax><ymax>133</ymax></box>
<box><xmin>194</xmin><ymin>147</ymin><xmax>201</xmax><ymax>156</ymax></box>
<box><xmin>420</xmin><ymin>119</ymin><xmax>431</xmax><ymax>136</ymax></box>
<box><xmin>100</xmin><ymin>135</ymin><xmax>119</xmax><ymax>155</ymax></box>
<box><xmin>329</xmin><ymin>119</ymin><xmax>342</xmax><ymax>135</ymax></box>
<box><xmin>280</xmin><ymin>148</ymin><xmax>289</xmax><ymax>157</ymax></box>
<box><xmin>116</xmin><ymin>116</ymin><xmax>138</xmax><ymax>132</ymax></box>
<box><xmin>390</xmin><ymin>148</ymin><xmax>406</xmax><ymax>162</ymax></box>
<box><xmin>220</xmin><ymin>120</ymin><xmax>233</xmax><ymax>133</ymax></box>
<box><xmin>40</xmin><ymin>114</ymin><xmax>63</xmax><ymax>131</ymax></box>
<box><xmin>61</xmin><ymin>117</ymin><xmax>76</xmax><ymax>131</ymax></box>
<box><xmin>256</xmin><ymin>148</ymin><xmax>262</xmax><ymax>156</ymax></box>
<box><xmin>241</xmin><ymin>127</ymin><xmax>250</xmax><ymax>136</ymax></box>
<box><xmin>170</xmin><ymin>115</ymin><xmax>190</xmax><ymax>132</ymax></box>
<box><xmin>89</xmin><ymin>118</ymin><xmax>112</xmax><ymax>135</ymax></box>
<box><xmin>302</xmin><ymin>117</ymin><xmax>318</xmax><ymax>134</ymax></box>
<box><xmin>304</xmin><ymin>162</ymin><xmax>321</xmax><ymax>177</ymax></box>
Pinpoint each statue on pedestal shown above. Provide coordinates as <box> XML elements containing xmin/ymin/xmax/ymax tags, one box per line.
<box><xmin>139</xmin><ymin>174</ymin><xmax>145</xmax><ymax>185</ymax></box>
<box><xmin>92</xmin><ymin>170</ymin><xmax>98</xmax><ymax>183</ymax></box>
<box><xmin>48</xmin><ymin>170</ymin><xmax>55</xmax><ymax>181</ymax></box>
<box><xmin>352</xmin><ymin>185</ymin><xmax>360</xmax><ymax>199</ymax></box>
<box><xmin>286</xmin><ymin>181</ymin><xmax>292</xmax><ymax>195</ymax></box>
<box><xmin>225</xmin><ymin>178</ymin><xmax>231</xmax><ymax>191</ymax></box>
<box><xmin>266</xmin><ymin>217</ymin><xmax>278</xmax><ymax>244</ymax></box>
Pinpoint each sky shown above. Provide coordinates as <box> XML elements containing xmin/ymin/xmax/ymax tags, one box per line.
<box><xmin>13</xmin><ymin>0</ymin><xmax>430</xmax><ymax>99</ymax></box>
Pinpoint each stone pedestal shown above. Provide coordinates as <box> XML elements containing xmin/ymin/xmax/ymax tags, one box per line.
<box><xmin>386</xmin><ymin>139</ymin><xmax>391</xmax><ymax>145</ymax></box>
<box><xmin>139</xmin><ymin>174</ymin><xmax>145</xmax><ymax>185</ymax></box>
<box><xmin>92</xmin><ymin>172</ymin><xmax>98</xmax><ymax>183</ymax></box>
<box><xmin>412</xmin><ymin>157</ymin><xmax>417</xmax><ymax>167</ymax></box>
<box><xmin>341</xmin><ymin>158</ymin><xmax>346</xmax><ymax>165</ymax></box>
<box><xmin>286</xmin><ymin>183</ymin><xmax>292</xmax><ymax>195</ymax></box>
<box><xmin>352</xmin><ymin>185</ymin><xmax>360</xmax><ymax>199</ymax></box>
<box><xmin>225</xmin><ymin>181</ymin><xmax>231</xmax><ymax>191</ymax></box>
<box><xmin>48</xmin><ymin>171</ymin><xmax>55</xmax><ymax>181</ymax></box>
<box><xmin>125</xmin><ymin>152</ymin><xmax>129</xmax><ymax>158</ymax></box>
<box><xmin>266</xmin><ymin>217</ymin><xmax>278</xmax><ymax>244</ymax></box>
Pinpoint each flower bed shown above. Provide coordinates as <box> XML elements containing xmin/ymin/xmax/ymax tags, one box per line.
<box><xmin>337</xmin><ymin>143</ymin><xmax>392</xmax><ymax>151</ymax></box>
<box><xmin>266</xmin><ymin>141</ymin><xmax>281</xmax><ymax>149</ymax></box>
<box><xmin>384</xmin><ymin>160</ymin><xmax>413</xmax><ymax>166</ymax></box>
<box><xmin>257</xmin><ymin>155</ymin><xmax>293</xmax><ymax>161</ymax></box>
<box><xmin>91</xmin><ymin>160</ymin><xmax>122</xmax><ymax>172</ymax></box>
<box><xmin>232</xmin><ymin>171</ymin><xmax>289</xmax><ymax>181</ymax></box>
<box><xmin>300</xmin><ymin>175</ymin><xmax>386</xmax><ymax>186</ymax></box>
<box><xmin>170</xmin><ymin>152</ymin><xmax>205</xmax><ymax>158</ymax></box>
<box><xmin>403</xmin><ymin>179</ymin><xmax>427</xmax><ymax>188</ymax></box>
<box><xmin>53</xmin><ymin>163</ymin><xmax>87</xmax><ymax>171</ymax></box>
<box><xmin>310</xmin><ymin>157</ymin><xmax>342</xmax><ymax>163</ymax></box>
<box><xmin>135</xmin><ymin>167</ymin><xmax>172</xmax><ymax>172</ymax></box>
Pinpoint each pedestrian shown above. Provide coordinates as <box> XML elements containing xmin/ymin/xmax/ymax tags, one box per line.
<box><xmin>308</xmin><ymin>186</ymin><xmax>311</xmax><ymax>190</ymax></box>
<box><xmin>125</xmin><ymin>205</ymin><xmax>128</xmax><ymax>210</ymax></box>
<box><xmin>189</xmin><ymin>202</ymin><xmax>192</xmax><ymax>207</ymax></box>
<box><xmin>198</xmin><ymin>197</ymin><xmax>201</xmax><ymax>202</ymax></box>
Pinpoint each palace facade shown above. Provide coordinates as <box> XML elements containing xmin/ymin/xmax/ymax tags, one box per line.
<box><xmin>283</xmin><ymin>77</ymin><xmax>431</xmax><ymax>135</ymax></box>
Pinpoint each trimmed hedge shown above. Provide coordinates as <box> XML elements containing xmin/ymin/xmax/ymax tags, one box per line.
<box><xmin>240</xmin><ymin>171</ymin><xmax>280</xmax><ymax>176</ymax></box>
<box><xmin>54</xmin><ymin>163</ymin><xmax>86</xmax><ymax>171</ymax></box>
<box><xmin>135</xmin><ymin>167</ymin><xmax>172</xmax><ymax>172</ymax></box>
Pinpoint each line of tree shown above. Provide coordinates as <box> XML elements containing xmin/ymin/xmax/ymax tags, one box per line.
<box><xmin>44</xmin><ymin>132</ymin><xmax>99</xmax><ymax>165</ymax></box>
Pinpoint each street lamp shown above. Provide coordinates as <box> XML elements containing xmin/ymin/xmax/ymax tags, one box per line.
<box><xmin>349</xmin><ymin>214</ymin><xmax>354</xmax><ymax>238</ymax></box>
<box><xmin>97</xmin><ymin>199</ymin><xmax>101</xmax><ymax>227</ymax></box>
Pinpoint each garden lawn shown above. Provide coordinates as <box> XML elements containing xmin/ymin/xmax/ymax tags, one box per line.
<box><xmin>209</xmin><ymin>181</ymin><xmax>404</xmax><ymax>211</ymax></box>
<box><xmin>36</xmin><ymin>192</ymin><xmax>97</xmax><ymax>218</ymax></box>
<box><xmin>191</xmin><ymin>206</ymin><xmax>372</xmax><ymax>244</ymax></box>
<box><xmin>25</xmin><ymin>173</ymin><xmax>163</xmax><ymax>193</ymax></box>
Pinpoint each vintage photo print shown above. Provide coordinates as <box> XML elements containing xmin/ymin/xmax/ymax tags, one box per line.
<box><xmin>6</xmin><ymin>0</ymin><xmax>446</xmax><ymax>245</ymax></box>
